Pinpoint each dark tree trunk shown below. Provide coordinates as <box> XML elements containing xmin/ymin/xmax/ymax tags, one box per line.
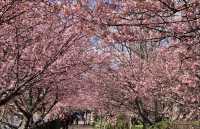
<box><xmin>135</xmin><ymin>97</ymin><xmax>153</xmax><ymax>126</ymax></box>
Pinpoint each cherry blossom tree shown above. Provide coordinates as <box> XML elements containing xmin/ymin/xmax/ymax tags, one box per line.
<box><xmin>0</xmin><ymin>0</ymin><xmax>95</xmax><ymax>128</ymax></box>
<box><xmin>75</xmin><ymin>0</ymin><xmax>200</xmax><ymax>122</ymax></box>
<box><xmin>0</xmin><ymin>0</ymin><xmax>200</xmax><ymax>128</ymax></box>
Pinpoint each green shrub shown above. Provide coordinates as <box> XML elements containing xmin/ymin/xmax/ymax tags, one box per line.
<box><xmin>148</xmin><ymin>121</ymin><xmax>170</xmax><ymax>129</ymax></box>
<box><xmin>115</xmin><ymin>114</ymin><xmax>129</xmax><ymax>129</ymax></box>
<box><xmin>93</xmin><ymin>118</ymin><xmax>104</xmax><ymax>129</ymax></box>
<box><xmin>93</xmin><ymin>114</ymin><xmax>129</xmax><ymax>129</ymax></box>
<box><xmin>105</xmin><ymin>122</ymin><xmax>114</xmax><ymax>129</ymax></box>
<box><xmin>93</xmin><ymin>116</ymin><xmax>200</xmax><ymax>129</ymax></box>
<box><xmin>93</xmin><ymin>118</ymin><xmax>115</xmax><ymax>129</ymax></box>
<box><xmin>132</xmin><ymin>124</ymin><xmax>143</xmax><ymax>129</ymax></box>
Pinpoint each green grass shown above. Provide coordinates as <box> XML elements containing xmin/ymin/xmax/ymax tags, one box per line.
<box><xmin>148</xmin><ymin>121</ymin><xmax>170</xmax><ymax>129</ymax></box>
<box><xmin>191</xmin><ymin>121</ymin><xmax>200</xmax><ymax>126</ymax></box>
<box><xmin>93</xmin><ymin>115</ymin><xmax>200</xmax><ymax>129</ymax></box>
<box><xmin>132</xmin><ymin>124</ymin><xmax>143</xmax><ymax>129</ymax></box>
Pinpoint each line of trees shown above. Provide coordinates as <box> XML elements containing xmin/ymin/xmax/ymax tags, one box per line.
<box><xmin>76</xmin><ymin>0</ymin><xmax>200</xmax><ymax>125</ymax></box>
<box><xmin>0</xmin><ymin>0</ymin><xmax>199</xmax><ymax>129</ymax></box>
